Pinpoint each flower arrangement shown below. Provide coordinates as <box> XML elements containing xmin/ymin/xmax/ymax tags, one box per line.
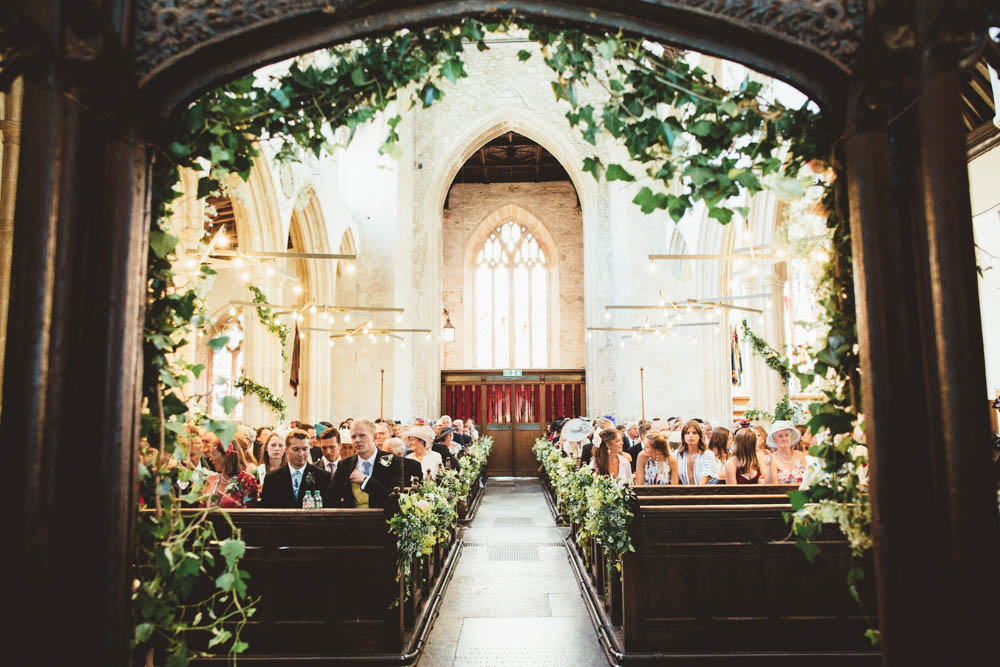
<box><xmin>388</xmin><ymin>436</ymin><xmax>492</xmax><ymax>602</ymax></box>
<box><xmin>534</xmin><ymin>438</ymin><xmax>635</xmax><ymax>570</ymax></box>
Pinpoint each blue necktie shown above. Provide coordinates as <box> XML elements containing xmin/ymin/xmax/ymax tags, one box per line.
<box><xmin>292</xmin><ymin>469</ymin><xmax>302</xmax><ymax>498</ymax></box>
<box><xmin>362</xmin><ymin>460</ymin><xmax>372</xmax><ymax>476</ymax></box>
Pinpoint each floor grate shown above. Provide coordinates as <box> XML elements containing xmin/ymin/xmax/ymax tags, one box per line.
<box><xmin>487</xmin><ymin>544</ymin><xmax>540</xmax><ymax>561</ymax></box>
<box><xmin>493</xmin><ymin>517</ymin><xmax>536</xmax><ymax>527</ymax></box>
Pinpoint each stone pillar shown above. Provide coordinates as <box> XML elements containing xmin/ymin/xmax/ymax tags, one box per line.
<box><xmin>0</xmin><ymin>77</ymin><xmax>23</xmax><ymax>410</ymax></box>
<box><xmin>241</xmin><ymin>278</ymin><xmax>286</xmax><ymax>426</ymax></box>
<box><xmin>761</xmin><ymin>268</ymin><xmax>788</xmax><ymax>407</ymax></box>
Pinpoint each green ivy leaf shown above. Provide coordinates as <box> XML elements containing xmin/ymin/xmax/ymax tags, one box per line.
<box><xmin>148</xmin><ymin>231</ymin><xmax>179</xmax><ymax>259</ymax></box>
<box><xmin>133</xmin><ymin>622</ymin><xmax>155</xmax><ymax>645</ymax></box>
<box><xmin>269</xmin><ymin>87</ymin><xmax>291</xmax><ymax>109</ymax></box>
<box><xmin>795</xmin><ymin>539</ymin><xmax>822</xmax><ymax>562</ymax></box>
<box><xmin>582</xmin><ymin>156</ymin><xmax>603</xmax><ymax>180</ymax></box>
<box><xmin>196</xmin><ymin>176</ymin><xmax>218</xmax><ymax>199</ymax></box>
<box><xmin>517</xmin><ymin>49</ymin><xmax>532</xmax><ymax>61</ymax></box>
<box><xmin>207</xmin><ymin>336</ymin><xmax>230</xmax><ymax>353</ymax></box>
<box><xmin>708</xmin><ymin>207</ymin><xmax>733</xmax><ymax>224</ymax></box>
<box><xmin>188</xmin><ymin>363</ymin><xmax>205</xmax><ymax>379</ymax></box>
<box><xmin>219</xmin><ymin>395</ymin><xmax>240</xmax><ymax>415</ymax></box>
<box><xmin>787</xmin><ymin>490</ymin><xmax>808</xmax><ymax>510</ymax></box>
<box><xmin>864</xmin><ymin>629</ymin><xmax>881</xmax><ymax>646</ymax></box>
<box><xmin>206</xmin><ymin>419</ymin><xmax>237</xmax><ymax>449</ymax></box>
<box><xmin>596</xmin><ymin>38</ymin><xmax>617</xmax><ymax>61</ymax></box>
<box><xmin>440</xmin><ymin>59</ymin><xmax>465</xmax><ymax>83</ymax></box>
<box><xmin>605</xmin><ymin>164</ymin><xmax>635</xmax><ymax>182</ymax></box>
<box><xmin>688</xmin><ymin>119</ymin><xmax>714</xmax><ymax>137</ymax></box>
<box><xmin>220</xmin><ymin>538</ymin><xmax>247</xmax><ymax>568</ymax></box>
<box><xmin>207</xmin><ymin>627</ymin><xmax>232</xmax><ymax>648</ymax></box>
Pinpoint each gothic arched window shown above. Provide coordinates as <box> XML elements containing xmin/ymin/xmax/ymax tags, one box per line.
<box><xmin>475</xmin><ymin>221</ymin><xmax>548</xmax><ymax>368</ymax></box>
<box><xmin>208</xmin><ymin>318</ymin><xmax>244</xmax><ymax>420</ymax></box>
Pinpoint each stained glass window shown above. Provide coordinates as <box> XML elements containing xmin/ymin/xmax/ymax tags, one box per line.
<box><xmin>474</xmin><ymin>221</ymin><xmax>548</xmax><ymax>368</ymax></box>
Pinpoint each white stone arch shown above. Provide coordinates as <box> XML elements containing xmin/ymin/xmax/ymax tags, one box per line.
<box><xmin>420</xmin><ymin>106</ymin><xmax>607</xmax><ymax>412</ymax></box>
<box><xmin>461</xmin><ymin>204</ymin><xmax>562</xmax><ymax>368</ymax></box>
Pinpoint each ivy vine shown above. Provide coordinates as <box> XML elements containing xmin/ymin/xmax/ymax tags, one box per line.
<box><xmin>247</xmin><ymin>285</ymin><xmax>291</xmax><ymax>362</ymax></box>
<box><xmin>235</xmin><ymin>376</ymin><xmax>287</xmax><ymax>423</ymax></box>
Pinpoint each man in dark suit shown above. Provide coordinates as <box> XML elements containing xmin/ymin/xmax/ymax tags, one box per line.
<box><xmin>328</xmin><ymin>419</ymin><xmax>404</xmax><ymax>508</ymax></box>
<box><xmin>452</xmin><ymin>420</ymin><xmax>473</xmax><ymax>447</ymax></box>
<box><xmin>315</xmin><ymin>427</ymin><xmax>341</xmax><ymax>477</ymax></box>
<box><xmin>260</xmin><ymin>429</ymin><xmax>332</xmax><ymax>508</ymax></box>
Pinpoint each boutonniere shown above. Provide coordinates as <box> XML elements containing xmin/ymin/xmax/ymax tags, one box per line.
<box><xmin>379</xmin><ymin>455</ymin><xmax>393</xmax><ymax>467</ymax></box>
<box><xmin>304</xmin><ymin>472</ymin><xmax>317</xmax><ymax>486</ymax></box>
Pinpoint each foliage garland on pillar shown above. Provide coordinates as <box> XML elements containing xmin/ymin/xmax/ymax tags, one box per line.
<box><xmin>234</xmin><ymin>376</ymin><xmax>287</xmax><ymax>423</ymax></box>
<box><xmin>247</xmin><ymin>285</ymin><xmax>290</xmax><ymax>362</ymax></box>
<box><xmin>740</xmin><ymin>319</ymin><xmax>804</xmax><ymax>422</ymax></box>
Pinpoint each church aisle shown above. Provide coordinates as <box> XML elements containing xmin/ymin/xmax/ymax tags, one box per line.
<box><xmin>418</xmin><ymin>478</ymin><xmax>608</xmax><ymax>667</ymax></box>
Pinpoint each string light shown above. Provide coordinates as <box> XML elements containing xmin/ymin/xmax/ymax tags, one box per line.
<box><xmin>400</xmin><ymin>341</ymin><xmax>406</xmax><ymax>349</ymax></box>
<box><xmin>196</xmin><ymin>330</ymin><xmax>203</xmax><ymax>338</ymax></box>
<box><xmin>309</xmin><ymin>305</ymin><xmax>317</xmax><ymax>314</ymax></box>
<box><xmin>366</xmin><ymin>319</ymin><xmax>373</xmax><ymax>328</ymax></box>
<box><xmin>604</xmin><ymin>311</ymin><xmax>611</xmax><ymax>320</ymax></box>
<box><xmin>648</xmin><ymin>261</ymin><xmax>657</xmax><ymax>273</ymax></box>
<box><xmin>216</xmin><ymin>235</ymin><xmax>229</xmax><ymax>247</ymax></box>
<box><xmin>346</xmin><ymin>334</ymin><xmax>354</xmax><ymax>343</ymax></box>
<box><xmin>658</xmin><ymin>297</ymin><xmax>666</xmax><ymax>306</ymax></box>
<box><xmin>265</xmin><ymin>265</ymin><xmax>274</xmax><ymax>277</ymax></box>
<box><xmin>328</xmin><ymin>339</ymin><xmax>334</xmax><ymax>347</ymax></box>
<box><xmin>685</xmin><ymin>304</ymin><xmax>693</xmax><ymax>314</ymax></box>
<box><xmin>293</xmin><ymin>285</ymin><xmax>303</xmax><ymax>295</ymax></box>
<box><xmin>586</xmin><ymin>332</ymin><xmax>592</xmax><ymax>340</ymax></box>
<box><xmin>233</xmin><ymin>257</ymin><xmax>243</xmax><ymax>268</ymax></box>
<box><xmin>299</xmin><ymin>332</ymin><xmax>305</xmax><ymax>340</ymax></box>
<box><xmin>346</xmin><ymin>264</ymin><xmax>356</xmax><ymax>274</ymax></box>
<box><xmin>776</xmin><ymin>248</ymin><xmax>787</xmax><ymax>259</ymax></box>
<box><xmin>228</xmin><ymin>306</ymin><xmax>236</xmax><ymax>316</ymax></box>
<box><xmin>344</xmin><ymin>313</ymin><xmax>351</xmax><ymax>323</ymax></box>
<box><xmin>396</xmin><ymin>313</ymin><xmax>403</xmax><ymax>323</ymax></box>
<box><xmin>183</xmin><ymin>258</ymin><xmax>196</xmax><ymax>269</ymax></box>
<box><xmin>363</xmin><ymin>326</ymin><xmax>369</xmax><ymax>335</ymax></box>
<box><xmin>425</xmin><ymin>333</ymin><xmax>431</xmax><ymax>341</ymax></box>
<box><xmin>383</xmin><ymin>334</ymin><xmax>390</xmax><ymax>343</ymax></box>
<box><xmin>240</xmin><ymin>271</ymin><xmax>250</xmax><ymax>282</ymax></box>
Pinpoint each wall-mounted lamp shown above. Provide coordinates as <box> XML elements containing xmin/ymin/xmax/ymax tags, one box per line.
<box><xmin>442</xmin><ymin>309</ymin><xmax>456</xmax><ymax>343</ymax></box>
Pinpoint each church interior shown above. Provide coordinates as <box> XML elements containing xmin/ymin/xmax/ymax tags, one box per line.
<box><xmin>1</xmin><ymin>2</ymin><xmax>998</xmax><ymax>666</ymax></box>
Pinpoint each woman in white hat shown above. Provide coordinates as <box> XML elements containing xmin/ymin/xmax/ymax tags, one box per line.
<box><xmin>767</xmin><ymin>420</ymin><xmax>806</xmax><ymax>484</ymax></box>
<box><xmin>559</xmin><ymin>418</ymin><xmax>592</xmax><ymax>459</ymax></box>
<box><xmin>402</xmin><ymin>425</ymin><xmax>442</xmax><ymax>481</ymax></box>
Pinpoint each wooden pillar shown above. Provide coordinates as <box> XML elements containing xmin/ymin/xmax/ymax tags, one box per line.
<box><xmin>846</xmin><ymin>6</ymin><xmax>998</xmax><ymax>664</ymax></box>
<box><xmin>1</xmin><ymin>3</ymin><xmax>146</xmax><ymax>664</ymax></box>
<box><xmin>0</xmin><ymin>77</ymin><xmax>23</xmax><ymax>411</ymax></box>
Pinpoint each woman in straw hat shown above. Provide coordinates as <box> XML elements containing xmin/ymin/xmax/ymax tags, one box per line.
<box><xmin>767</xmin><ymin>420</ymin><xmax>806</xmax><ymax>484</ymax></box>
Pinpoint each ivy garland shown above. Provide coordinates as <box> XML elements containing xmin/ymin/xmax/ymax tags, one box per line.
<box><xmin>247</xmin><ymin>285</ymin><xmax>291</xmax><ymax>362</ymax></box>
<box><xmin>235</xmin><ymin>376</ymin><xmax>287</xmax><ymax>423</ymax></box>
<box><xmin>741</xmin><ymin>320</ymin><xmax>804</xmax><ymax>422</ymax></box>
<box><xmin>0</xmin><ymin>13</ymin><xmax>875</xmax><ymax>655</ymax></box>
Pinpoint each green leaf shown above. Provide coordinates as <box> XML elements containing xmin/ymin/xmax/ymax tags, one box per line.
<box><xmin>683</xmin><ymin>165</ymin><xmax>714</xmax><ymax>186</ymax></box>
<box><xmin>734</xmin><ymin>170</ymin><xmax>762</xmax><ymax>191</ymax></box>
<box><xmin>161</xmin><ymin>392</ymin><xmax>188</xmax><ymax>418</ymax></box>
<box><xmin>220</xmin><ymin>538</ymin><xmax>247</xmax><ymax>568</ymax></box>
<box><xmin>197</xmin><ymin>176</ymin><xmax>218</xmax><ymax>199</ymax></box>
<box><xmin>188</xmin><ymin>363</ymin><xmax>205</xmax><ymax>379</ymax></box>
<box><xmin>582</xmin><ymin>156</ymin><xmax>603</xmax><ymax>180</ymax></box>
<box><xmin>208</xmin><ymin>144</ymin><xmax>233</xmax><ymax>165</ymax></box>
<box><xmin>269</xmin><ymin>87</ymin><xmax>291</xmax><ymax>109</ymax></box>
<box><xmin>688</xmin><ymin>119</ymin><xmax>714</xmax><ymax>137</ymax></box>
<box><xmin>517</xmin><ymin>49</ymin><xmax>532</xmax><ymax>61</ymax></box>
<box><xmin>148</xmin><ymin>231</ymin><xmax>179</xmax><ymax>259</ymax></box>
<box><xmin>708</xmin><ymin>207</ymin><xmax>734</xmax><ymax>224</ymax></box>
<box><xmin>208</xmin><ymin>419</ymin><xmax>238</xmax><ymax>449</ymax></box>
<box><xmin>787</xmin><ymin>490</ymin><xmax>808</xmax><ymax>510</ymax></box>
<box><xmin>168</xmin><ymin>141</ymin><xmax>192</xmax><ymax>158</ymax></box>
<box><xmin>605</xmin><ymin>164</ymin><xmax>635</xmax><ymax>182</ymax></box>
<box><xmin>207</xmin><ymin>628</ymin><xmax>232</xmax><ymax>648</ymax></box>
<box><xmin>440</xmin><ymin>59</ymin><xmax>465</xmax><ymax>83</ymax></box>
<box><xmin>350</xmin><ymin>67</ymin><xmax>366</xmax><ymax>87</ymax></box>
<box><xmin>164</xmin><ymin>645</ymin><xmax>190</xmax><ymax>667</ymax></box>
<box><xmin>215</xmin><ymin>572</ymin><xmax>236</xmax><ymax>591</ymax></box>
<box><xmin>207</xmin><ymin>336</ymin><xmax>230</xmax><ymax>353</ymax></box>
<box><xmin>551</xmin><ymin>81</ymin><xmax>568</xmax><ymax>102</ymax></box>
<box><xmin>219</xmin><ymin>395</ymin><xmax>240</xmax><ymax>415</ymax></box>
<box><xmin>596</xmin><ymin>38</ymin><xmax>617</xmax><ymax>61</ymax></box>
<box><xmin>133</xmin><ymin>622</ymin><xmax>155</xmax><ymax>645</ymax></box>
<box><xmin>795</xmin><ymin>539</ymin><xmax>822</xmax><ymax>562</ymax></box>
<box><xmin>864</xmin><ymin>629</ymin><xmax>881</xmax><ymax>646</ymax></box>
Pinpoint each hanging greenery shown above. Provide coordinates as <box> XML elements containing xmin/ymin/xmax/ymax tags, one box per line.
<box><xmin>741</xmin><ymin>320</ymin><xmax>792</xmax><ymax>385</ymax></box>
<box><xmin>247</xmin><ymin>285</ymin><xmax>290</xmax><ymax>362</ymax></box>
<box><xmin>234</xmin><ymin>376</ymin><xmax>287</xmax><ymax>423</ymax></box>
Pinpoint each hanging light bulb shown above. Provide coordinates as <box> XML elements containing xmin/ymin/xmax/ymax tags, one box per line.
<box><xmin>293</xmin><ymin>284</ymin><xmax>303</xmax><ymax>295</ymax></box>
<box><xmin>183</xmin><ymin>257</ymin><xmax>196</xmax><ymax>269</ymax></box>
<box><xmin>328</xmin><ymin>339</ymin><xmax>334</xmax><ymax>347</ymax></box>
<box><xmin>363</xmin><ymin>326</ymin><xmax>369</xmax><ymax>335</ymax></box>
<box><xmin>309</xmin><ymin>305</ymin><xmax>317</xmax><ymax>314</ymax></box>
<box><xmin>384</xmin><ymin>334</ymin><xmax>390</xmax><ymax>343</ymax></box>
<box><xmin>658</xmin><ymin>297</ymin><xmax>666</xmax><ymax>307</ymax></box>
<box><xmin>233</xmin><ymin>257</ymin><xmax>243</xmax><ymax>268</ymax></box>
<box><xmin>196</xmin><ymin>330</ymin><xmax>203</xmax><ymax>338</ymax></box>
<box><xmin>619</xmin><ymin>338</ymin><xmax>626</xmax><ymax>347</ymax></box>
<box><xmin>604</xmin><ymin>310</ymin><xmax>611</xmax><ymax>320</ymax></box>
<box><xmin>586</xmin><ymin>332</ymin><xmax>592</xmax><ymax>340</ymax></box>
<box><xmin>648</xmin><ymin>261</ymin><xmax>657</xmax><ymax>273</ymax></box>
<box><xmin>228</xmin><ymin>306</ymin><xmax>236</xmax><ymax>316</ymax></box>
<box><xmin>396</xmin><ymin>313</ymin><xmax>403</xmax><ymax>323</ymax></box>
<box><xmin>425</xmin><ymin>333</ymin><xmax>431</xmax><ymax>341</ymax></box>
<box><xmin>216</xmin><ymin>235</ymin><xmax>229</xmax><ymax>247</ymax></box>
<box><xmin>240</xmin><ymin>271</ymin><xmax>250</xmax><ymax>282</ymax></box>
<box><xmin>667</xmin><ymin>319</ymin><xmax>673</xmax><ymax>329</ymax></box>
<box><xmin>346</xmin><ymin>334</ymin><xmax>354</xmax><ymax>343</ymax></box>
<box><xmin>265</xmin><ymin>265</ymin><xmax>274</xmax><ymax>277</ymax></box>
<box><xmin>366</xmin><ymin>319</ymin><xmax>373</xmax><ymax>328</ymax></box>
<box><xmin>400</xmin><ymin>340</ymin><xmax>406</xmax><ymax>349</ymax></box>
<box><xmin>776</xmin><ymin>247</ymin><xmax>787</xmax><ymax>259</ymax></box>
<box><xmin>299</xmin><ymin>332</ymin><xmax>306</xmax><ymax>340</ymax></box>
<box><xmin>344</xmin><ymin>313</ymin><xmax>351</xmax><ymax>323</ymax></box>
<box><xmin>685</xmin><ymin>304</ymin><xmax>693</xmax><ymax>314</ymax></box>
<box><xmin>346</xmin><ymin>264</ymin><xmax>356</xmax><ymax>274</ymax></box>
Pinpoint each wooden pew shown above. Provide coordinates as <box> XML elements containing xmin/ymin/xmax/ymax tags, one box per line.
<box><xmin>200</xmin><ymin>508</ymin><xmax>405</xmax><ymax>662</ymax></box>
<box><xmin>566</xmin><ymin>489</ymin><xmax>880</xmax><ymax>664</ymax></box>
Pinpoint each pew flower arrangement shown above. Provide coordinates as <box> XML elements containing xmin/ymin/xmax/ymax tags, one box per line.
<box><xmin>388</xmin><ymin>436</ymin><xmax>493</xmax><ymax>601</ymax></box>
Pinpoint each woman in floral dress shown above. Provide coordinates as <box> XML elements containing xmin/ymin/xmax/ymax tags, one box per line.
<box><xmin>203</xmin><ymin>441</ymin><xmax>259</xmax><ymax>508</ymax></box>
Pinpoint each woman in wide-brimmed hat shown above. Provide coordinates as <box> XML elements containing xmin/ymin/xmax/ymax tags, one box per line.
<box><xmin>402</xmin><ymin>425</ymin><xmax>443</xmax><ymax>481</ymax></box>
<box><xmin>559</xmin><ymin>418</ymin><xmax>592</xmax><ymax>459</ymax></box>
<box><xmin>767</xmin><ymin>420</ymin><xmax>806</xmax><ymax>485</ymax></box>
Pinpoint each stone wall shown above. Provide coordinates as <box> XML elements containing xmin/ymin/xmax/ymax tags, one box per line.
<box><xmin>442</xmin><ymin>182</ymin><xmax>585</xmax><ymax>370</ymax></box>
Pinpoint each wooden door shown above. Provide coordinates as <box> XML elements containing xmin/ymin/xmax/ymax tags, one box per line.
<box><xmin>441</xmin><ymin>370</ymin><xmax>585</xmax><ymax>476</ymax></box>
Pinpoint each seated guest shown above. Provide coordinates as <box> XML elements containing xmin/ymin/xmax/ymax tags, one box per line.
<box><xmin>592</xmin><ymin>427</ymin><xmax>632</xmax><ymax>484</ymax></box>
<box><xmin>315</xmin><ymin>427</ymin><xmax>341</xmax><ymax>477</ymax></box>
<box><xmin>675</xmin><ymin>419</ymin><xmax>718</xmax><ymax>485</ymax></box>
<box><xmin>633</xmin><ymin>431</ymin><xmax>678</xmax><ymax>486</ymax></box>
<box><xmin>724</xmin><ymin>427</ymin><xmax>776</xmax><ymax>484</ymax></box>
<box><xmin>434</xmin><ymin>427</ymin><xmax>463</xmax><ymax>469</ymax></box>
<box><xmin>768</xmin><ymin>420</ymin><xmax>807</xmax><ymax>484</ymax></box>
<box><xmin>256</xmin><ymin>432</ymin><xmax>286</xmax><ymax>489</ymax></box>
<box><xmin>382</xmin><ymin>435</ymin><xmax>422</xmax><ymax>485</ymax></box>
<box><xmin>754</xmin><ymin>424</ymin><xmax>771</xmax><ymax>466</ymax></box>
<box><xmin>560</xmin><ymin>418</ymin><xmax>591</xmax><ymax>460</ymax></box>
<box><xmin>795</xmin><ymin>424</ymin><xmax>813</xmax><ymax>452</ymax></box>
<box><xmin>705</xmin><ymin>426</ymin><xmax>730</xmax><ymax>484</ymax></box>
<box><xmin>373</xmin><ymin>421</ymin><xmax>392</xmax><ymax>450</ymax></box>
<box><xmin>232</xmin><ymin>432</ymin><xmax>258</xmax><ymax>475</ymax></box>
<box><xmin>390</xmin><ymin>422</ymin><xmax>402</xmax><ymax>438</ymax></box>
<box><xmin>305</xmin><ymin>425</ymin><xmax>321</xmax><ymax>463</ymax></box>
<box><xmin>403</xmin><ymin>425</ymin><xmax>442</xmax><ymax>481</ymax></box>
<box><xmin>623</xmin><ymin>421</ymin><xmax>641</xmax><ymax>452</ymax></box>
<box><xmin>327</xmin><ymin>419</ymin><xmax>405</xmax><ymax>508</ymax></box>
<box><xmin>466</xmin><ymin>419</ymin><xmax>479</xmax><ymax>440</ymax></box>
<box><xmin>260</xmin><ymin>429</ymin><xmax>332</xmax><ymax>508</ymax></box>
<box><xmin>202</xmin><ymin>441</ymin><xmax>259</xmax><ymax>508</ymax></box>
<box><xmin>453</xmin><ymin>419</ymin><xmax>472</xmax><ymax>446</ymax></box>
<box><xmin>253</xmin><ymin>427</ymin><xmax>271</xmax><ymax>462</ymax></box>
<box><xmin>339</xmin><ymin>435</ymin><xmax>357</xmax><ymax>460</ymax></box>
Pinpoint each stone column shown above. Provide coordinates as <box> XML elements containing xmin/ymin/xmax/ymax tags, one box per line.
<box><xmin>761</xmin><ymin>267</ymin><xmax>788</xmax><ymax>408</ymax></box>
<box><xmin>0</xmin><ymin>77</ymin><xmax>23</xmax><ymax>410</ymax></box>
<box><xmin>241</xmin><ymin>277</ymin><xmax>286</xmax><ymax>426</ymax></box>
